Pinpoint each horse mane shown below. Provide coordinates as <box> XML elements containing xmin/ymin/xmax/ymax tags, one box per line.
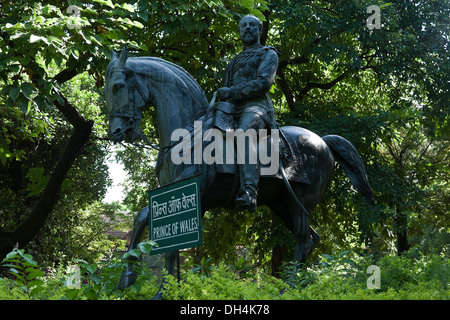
<box><xmin>127</xmin><ymin>56</ymin><xmax>209</xmax><ymax>115</ymax></box>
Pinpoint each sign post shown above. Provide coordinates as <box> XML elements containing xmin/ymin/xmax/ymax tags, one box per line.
<box><xmin>148</xmin><ymin>175</ymin><xmax>202</xmax><ymax>255</ymax></box>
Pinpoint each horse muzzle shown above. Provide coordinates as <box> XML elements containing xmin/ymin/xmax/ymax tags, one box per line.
<box><xmin>109</xmin><ymin>117</ymin><xmax>137</xmax><ymax>142</ymax></box>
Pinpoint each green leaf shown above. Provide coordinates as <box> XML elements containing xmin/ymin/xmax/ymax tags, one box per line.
<box><xmin>7</xmin><ymin>64</ymin><xmax>20</xmax><ymax>73</ymax></box>
<box><xmin>27</xmin><ymin>268</ymin><xmax>45</xmax><ymax>280</ymax></box>
<box><xmin>128</xmin><ymin>249</ymin><xmax>142</xmax><ymax>258</ymax></box>
<box><xmin>83</xmin><ymin>287</ymin><xmax>97</xmax><ymax>299</ymax></box>
<box><xmin>4</xmin><ymin>250</ymin><xmax>20</xmax><ymax>261</ymax></box>
<box><xmin>28</xmin><ymin>279</ymin><xmax>45</xmax><ymax>288</ymax></box>
<box><xmin>8</xmin><ymin>267</ymin><xmax>21</xmax><ymax>275</ymax></box>
<box><xmin>338</xmin><ymin>251</ymin><xmax>351</xmax><ymax>259</ymax></box>
<box><xmin>71</xmin><ymin>48</ymin><xmax>80</xmax><ymax>59</ymax></box>
<box><xmin>137</xmin><ymin>240</ymin><xmax>157</xmax><ymax>254</ymax></box>
<box><xmin>21</xmin><ymin>83</ymin><xmax>35</xmax><ymax>99</ymax></box>
<box><xmin>26</xmin><ymin>167</ymin><xmax>49</xmax><ymax>196</ymax></box>
<box><xmin>92</xmin><ymin>0</ymin><xmax>114</xmax><ymax>9</ymax></box>
<box><xmin>30</xmin><ymin>285</ymin><xmax>46</xmax><ymax>296</ymax></box>
<box><xmin>321</xmin><ymin>254</ymin><xmax>335</xmax><ymax>261</ymax></box>
<box><xmin>15</xmin><ymin>278</ymin><xmax>25</xmax><ymax>287</ymax></box>
<box><xmin>73</xmin><ymin>259</ymin><xmax>88</xmax><ymax>264</ymax></box>
<box><xmin>1</xmin><ymin>263</ymin><xmax>19</xmax><ymax>268</ymax></box>
<box><xmin>130</xmin><ymin>281</ymin><xmax>141</xmax><ymax>293</ymax></box>
<box><xmin>90</xmin><ymin>273</ymin><xmax>101</xmax><ymax>284</ymax></box>
<box><xmin>9</xmin><ymin>87</ymin><xmax>20</xmax><ymax>102</ymax></box>
<box><xmin>85</xmin><ymin>264</ymin><xmax>97</xmax><ymax>274</ymax></box>
<box><xmin>340</xmin><ymin>259</ymin><xmax>356</xmax><ymax>266</ymax></box>
<box><xmin>17</xmin><ymin>95</ymin><xmax>30</xmax><ymax>114</ymax></box>
<box><xmin>120</xmin><ymin>3</ymin><xmax>135</xmax><ymax>12</ymax></box>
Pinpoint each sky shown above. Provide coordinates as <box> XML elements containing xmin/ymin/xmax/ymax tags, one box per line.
<box><xmin>103</xmin><ymin>155</ymin><xmax>127</xmax><ymax>203</ymax></box>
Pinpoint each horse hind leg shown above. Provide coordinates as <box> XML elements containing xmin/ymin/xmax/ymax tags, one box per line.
<box><xmin>117</xmin><ymin>206</ymin><xmax>149</xmax><ymax>290</ymax></box>
<box><xmin>310</xmin><ymin>226</ymin><xmax>320</xmax><ymax>251</ymax></box>
<box><xmin>293</xmin><ymin>210</ymin><xmax>313</xmax><ymax>264</ymax></box>
<box><xmin>290</xmin><ymin>196</ymin><xmax>317</xmax><ymax>265</ymax></box>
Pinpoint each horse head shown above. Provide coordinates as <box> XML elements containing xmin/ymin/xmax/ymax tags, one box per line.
<box><xmin>105</xmin><ymin>45</ymin><xmax>210</xmax><ymax>149</ymax></box>
<box><xmin>105</xmin><ymin>45</ymin><xmax>147</xmax><ymax>143</ymax></box>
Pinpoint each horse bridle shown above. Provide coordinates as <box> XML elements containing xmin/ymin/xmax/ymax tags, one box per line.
<box><xmin>109</xmin><ymin>66</ymin><xmax>151</xmax><ymax>120</ymax></box>
<box><xmin>108</xmin><ymin>67</ymin><xmax>154</xmax><ymax>145</ymax></box>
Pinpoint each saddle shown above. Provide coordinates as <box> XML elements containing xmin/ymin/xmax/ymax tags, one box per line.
<box><xmin>212</xmin><ymin>103</ymin><xmax>310</xmax><ymax>184</ymax></box>
<box><xmin>155</xmin><ymin>106</ymin><xmax>310</xmax><ymax>185</ymax></box>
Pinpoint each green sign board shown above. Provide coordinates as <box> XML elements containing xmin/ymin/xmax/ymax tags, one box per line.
<box><xmin>148</xmin><ymin>176</ymin><xmax>202</xmax><ymax>255</ymax></box>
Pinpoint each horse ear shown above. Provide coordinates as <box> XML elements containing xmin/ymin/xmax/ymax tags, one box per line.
<box><xmin>118</xmin><ymin>44</ymin><xmax>128</xmax><ymax>67</ymax></box>
<box><xmin>111</xmin><ymin>51</ymin><xmax>118</xmax><ymax>61</ymax></box>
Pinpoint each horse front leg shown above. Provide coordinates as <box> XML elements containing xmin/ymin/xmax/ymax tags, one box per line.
<box><xmin>117</xmin><ymin>206</ymin><xmax>149</xmax><ymax>289</ymax></box>
<box><xmin>152</xmin><ymin>250</ymin><xmax>178</xmax><ymax>300</ymax></box>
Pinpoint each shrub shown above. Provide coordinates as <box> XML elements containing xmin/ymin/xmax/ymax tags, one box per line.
<box><xmin>0</xmin><ymin>247</ymin><xmax>448</xmax><ymax>300</ymax></box>
<box><xmin>161</xmin><ymin>264</ymin><xmax>294</xmax><ymax>300</ymax></box>
<box><xmin>0</xmin><ymin>241</ymin><xmax>157</xmax><ymax>300</ymax></box>
<box><xmin>0</xmin><ymin>249</ymin><xmax>45</xmax><ymax>298</ymax></box>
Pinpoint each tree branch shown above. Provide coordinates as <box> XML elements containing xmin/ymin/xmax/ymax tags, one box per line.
<box><xmin>276</xmin><ymin>68</ymin><xmax>296</xmax><ymax>111</ymax></box>
<box><xmin>260</xmin><ymin>10</ymin><xmax>270</xmax><ymax>46</ymax></box>
<box><xmin>0</xmin><ymin>58</ymin><xmax>94</xmax><ymax>259</ymax></box>
<box><xmin>52</xmin><ymin>90</ymin><xmax>90</xmax><ymax>129</ymax></box>
<box><xmin>278</xmin><ymin>56</ymin><xmax>309</xmax><ymax>70</ymax></box>
<box><xmin>53</xmin><ymin>67</ymin><xmax>79</xmax><ymax>84</ymax></box>
<box><xmin>298</xmin><ymin>70</ymin><xmax>347</xmax><ymax>99</ymax></box>
<box><xmin>14</xmin><ymin>118</ymin><xmax>93</xmax><ymax>247</ymax></box>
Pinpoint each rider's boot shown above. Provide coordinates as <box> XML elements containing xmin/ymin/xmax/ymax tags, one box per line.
<box><xmin>235</xmin><ymin>163</ymin><xmax>259</xmax><ymax>212</ymax></box>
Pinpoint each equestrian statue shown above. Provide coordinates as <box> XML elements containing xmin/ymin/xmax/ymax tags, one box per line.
<box><xmin>104</xmin><ymin>15</ymin><xmax>375</xmax><ymax>296</ymax></box>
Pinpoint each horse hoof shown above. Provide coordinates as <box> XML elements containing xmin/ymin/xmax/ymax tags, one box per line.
<box><xmin>117</xmin><ymin>269</ymin><xmax>137</xmax><ymax>290</ymax></box>
<box><xmin>152</xmin><ymin>290</ymin><xmax>164</xmax><ymax>300</ymax></box>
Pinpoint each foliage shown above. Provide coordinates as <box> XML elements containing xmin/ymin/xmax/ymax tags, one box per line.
<box><xmin>59</xmin><ymin>240</ymin><xmax>155</xmax><ymax>300</ymax></box>
<box><xmin>261</xmin><ymin>0</ymin><xmax>450</xmax><ymax>258</ymax></box>
<box><xmin>0</xmin><ymin>241</ymin><xmax>157</xmax><ymax>300</ymax></box>
<box><xmin>0</xmin><ymin>0</ymin><xmax>448</xmax><ymax>288</ymax></box>
<box><xmin>144</xmin><ymin>249</ymin><xmax>450</xmax><ymax>300</ymax></box>
<box><xmin>0</xmin><ymin>249</ymin><xmax>46</xmax><ymax>298</ymax></box>
<box><xmin>277</xmin><ymin>261</ymin><xmax>315</xmax><ymax>289</ymax></box>
<box><xmin>1</xmin><ymin>247</ymin><xmax>447</xmax><ymax>300</ymax></box>
<box><xmin>0</xmin><ymin>69</ymin><xmax>114</xmax><ymax>264</ymax></box>
<box><xmin>37</xmin><ymin>201</ymin><xmax>131</xmax><ymax>264</ymax></box>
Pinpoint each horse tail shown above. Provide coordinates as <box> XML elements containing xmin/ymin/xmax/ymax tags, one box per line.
<box><xmin>322</xmin><ymin>135</ymin><xmax>375</xmax><ymax>204</ymax></box>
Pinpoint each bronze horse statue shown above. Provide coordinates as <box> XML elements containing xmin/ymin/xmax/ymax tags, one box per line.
<box><xmin>104</xmin><ymin>45</ymin><xmax>374</xmax><ymax>293</ymax></box>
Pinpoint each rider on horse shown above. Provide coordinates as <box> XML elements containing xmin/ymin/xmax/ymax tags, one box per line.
<box><xmin>216</xmin><ymin>14</ymin><xmax>280</xmax><ymax>212</ymax></box>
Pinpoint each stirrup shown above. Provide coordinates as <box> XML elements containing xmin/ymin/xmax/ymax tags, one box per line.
<box><xmin>235</xmin><ymin>189</ymin><xmax>257</xmax><ymax>212</ymax></box>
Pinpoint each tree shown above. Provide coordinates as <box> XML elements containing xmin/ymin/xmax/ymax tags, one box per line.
<box><xmin>0</xmin><ymin>0</ymin><xmax>145</xmax><ymax>259</ymax></box>
<box><xmin>263</xmin><ymin>0</ymin><xmax>449</xmax><ymax>255</ymax></box>
<box><xmin>1</xmin><ymin>0</ymin><xmax>448</xmax><ymax>266</ymax></box>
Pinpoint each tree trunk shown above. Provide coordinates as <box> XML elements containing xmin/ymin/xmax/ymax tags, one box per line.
<box><xmin>271</xmin><ymin>243</ymin><xmax>289</xmax><ymax>277</ymax></box>
<box><xmin>395</xmin><ymin>210</ymin><xmax>410</xmax><ymax>255</ymax></box>
<box><xmin>0</xmin><ymin>92</ymin><xmax>93</xmax><ymax>260</ymax></box>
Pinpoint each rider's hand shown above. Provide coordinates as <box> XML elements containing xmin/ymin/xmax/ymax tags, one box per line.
<box><xmin>218</xmin><ymin>87</ymin><xmax>231</xmax><ymax>101</ymax></box>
